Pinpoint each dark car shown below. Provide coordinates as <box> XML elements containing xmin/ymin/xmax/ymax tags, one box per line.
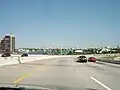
<box><xmin>1</xmin><ymin>53</ymin><xmax>11</xmax><ymax>57</ymax></box>
<box><xmin>77</xmin><ymin>56</ymin><xmax>87</xmax><ymax>63</ymax></box>
<box><xmin>88</xmin><ymin>57</ymin><xmax>96</xmax><ymax>62</ymax></box>
<box><xmin>21</xmin><ymin>53</ymin><xmax>28</xmax><ymax>57</ymax></box>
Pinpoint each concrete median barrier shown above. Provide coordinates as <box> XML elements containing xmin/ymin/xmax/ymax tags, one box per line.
<box><xmin>0</xmin><ymin>55</ymin><xmax>71</xmax><ymax>67</ymax></box>
<box><xmin>0</xmin><ymin>57</ymin><xmax>19</xmax><ymax>67</ymax></box>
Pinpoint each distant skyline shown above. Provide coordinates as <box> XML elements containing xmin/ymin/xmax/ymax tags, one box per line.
<box><xmin>0</xmin><ymin>0</ymin><xmax>120</xmax><ymax>48</ymax></box>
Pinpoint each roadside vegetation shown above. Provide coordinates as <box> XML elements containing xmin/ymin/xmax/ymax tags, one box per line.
<box><xmin>16</xmin><ymin>46</ymin><xmax>120</xmax><ymax>55</ymax></box>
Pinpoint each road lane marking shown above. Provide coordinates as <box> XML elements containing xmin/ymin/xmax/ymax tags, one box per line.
<box><xmin>13</xmin><ymin>65</ymin><xmax>44</xmax><ymax>85</ymax></box>
<box><xmin>13</xmin><ymin>70</ymin><xmax>35</xmax><ymax>84</ymax></box>
<box><xmin>90</xmin><ymin>77</ymin><xmax>112</xmax><ymax>90</ymax></box>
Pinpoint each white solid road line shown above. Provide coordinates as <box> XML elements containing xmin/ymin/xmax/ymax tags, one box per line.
<box><xmin>90</xmin><ymin>77</ymin><xmax>112</xmax><ymax>90</ymax></box>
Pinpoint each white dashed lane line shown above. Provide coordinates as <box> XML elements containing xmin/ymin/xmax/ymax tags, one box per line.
<box><xmin>90</xmin><ymin>77</ymin><xmax>112</xmax><ymax>90</ymax></box>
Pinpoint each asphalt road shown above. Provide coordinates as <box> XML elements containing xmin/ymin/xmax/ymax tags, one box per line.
<box><xmin>0</xmin><ymin>57</ymin><xmax>120</xmax><ymax>90</ymax></box>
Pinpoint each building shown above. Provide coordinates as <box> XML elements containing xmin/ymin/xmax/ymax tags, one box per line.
<box><xmin>0</xmin><ymin>39</ymin><xmax>5</xmax><ymax>53</ymax></box>
<box><xmin>0</xmin><ymin>34</ymin><xmax>15</xmax><ymax>53</ymax></box>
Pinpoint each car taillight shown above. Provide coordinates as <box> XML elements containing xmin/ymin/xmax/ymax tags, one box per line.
<box><xmin>92</xmin><ymin>58</ymin><xmax>96</xmax><ymax>60</ymax></box>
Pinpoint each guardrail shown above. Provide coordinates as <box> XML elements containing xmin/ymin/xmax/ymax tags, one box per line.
<box><xmin>97</xmin><ymin>58</ymin><xmax>120</xmax><ymax>64</ymax></box>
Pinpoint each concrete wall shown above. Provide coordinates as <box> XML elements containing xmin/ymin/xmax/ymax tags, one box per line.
<box><xmin>0</xmin><ymin>55</ymin><xmax>70</xmax><ymax>67</ymax></box>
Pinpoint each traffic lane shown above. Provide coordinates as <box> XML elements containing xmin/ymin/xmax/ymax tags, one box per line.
<box><xmin>0</xmin><ymin>58</ymin><xmax>56</xmax><ymax>84</ymax></box>
<box><xmin>0</xmin><ymin>57</ymin><xmax>73</xmax><ymax>84</ymax></box>
<box><xmin>86</xmin><ymin>62</ymin><xmax>120</xmax><ymax>90</ymax></box>
<box><xmin>20</xmin><ymin>57</ymin><xmax>120</xmax><ymax>90</ymax></box>
<box><xmin>0</xmin><ymin>63</ymin><xmax>37</xmax><ymax>83</ymax></box>
<box><xmin>0</xmin><ymin>57</ymin><xmax>119</xmax><ymax>90</ymax></box>
<box><xmin>20</xmin><ymin>57</ymin><xmax>106</xmax><ymax>90</ymax></box>
<box><xmin>88</xmin><ymin>61</ymin><xmax>120</xmax><ymax>75</ymax></box>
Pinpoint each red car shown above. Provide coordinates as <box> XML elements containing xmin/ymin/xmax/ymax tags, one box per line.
<box><xmin>88</xmin><ymin>57</ymin><xmax>96</xmax><ymax>62</ymax></box>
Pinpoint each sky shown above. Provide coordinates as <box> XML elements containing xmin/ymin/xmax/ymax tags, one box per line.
<box><xmin>0</xmin><ymin>0</ymin><xmax>120</xmax><ymax>48</ymax></box>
